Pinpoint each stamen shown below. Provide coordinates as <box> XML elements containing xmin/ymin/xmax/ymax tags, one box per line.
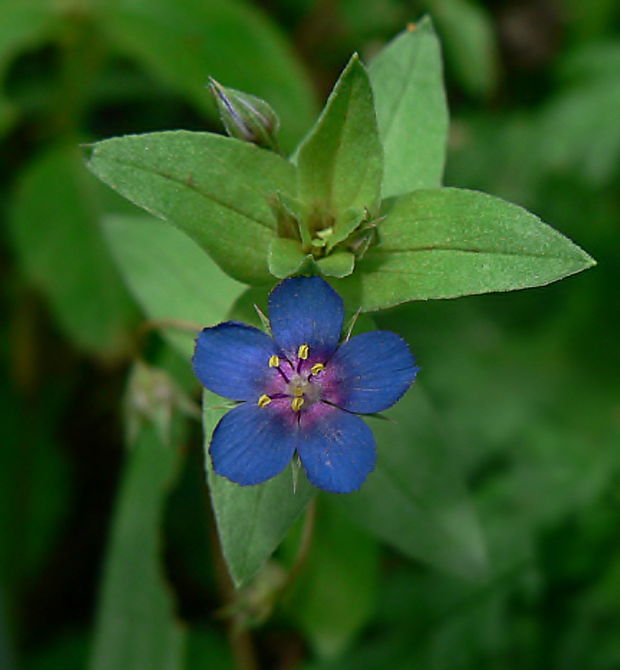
<box><xmin>297</xmin><ymin>344</ymin><xmax>309</xmax><ymax>360</ymax></box>
<box><xmin>310</xmin><ymin>363</ymin><xmax>325</xmax><ymax>375</ymax></box>
<box><xmin>268</xmin><ymin>355</ymin><xmax>280</xmax><ymax>368</ymax></box>
<box><xmin>293</xmin><ymin>387</ymin><xmax>303</xmax><ymax>397</ymax></box>
<box><xmin>257</xmin><ymin>394</ymin><xmax>272</xmax><ymax>407</ymax></box>
<box><xmin>291</xmin><ymin>397</ymin><xmax>304</xmax><ymax>411</ymax></box>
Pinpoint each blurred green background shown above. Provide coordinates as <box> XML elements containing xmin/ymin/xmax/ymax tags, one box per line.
<box><xmin>1</xmin><ymin>0</ymin><xmax>619</xmax><ymax>668</ymax></box>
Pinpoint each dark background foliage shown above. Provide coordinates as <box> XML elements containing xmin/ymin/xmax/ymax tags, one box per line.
<box><xmin>1</xmin><ymin>0</ymin><xmax>619</xmax><ymax>668</ymax></box>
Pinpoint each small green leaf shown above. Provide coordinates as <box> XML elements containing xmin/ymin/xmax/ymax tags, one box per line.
<box><xmin>104</xmin><ymin>214</ymin><xmax>245</xmax><ymax>358</ymax></box>
<box><xmin>87</xmin><ymin>131</ymin><xmax>296</xmax><ymax>285</ymax></box>
<box><xmin>9</xmin><ymin>144</ymin><xmax>136</xmax><ymax>356</ymax></box>
<box><xmin>369</xmin><ymin>17</ymin><xmax>448</xmax><ymax>197</ymax></box>
<box><xmin>89</xmin><ymin>420</ymin><xmax>185</xmax><ymax>670</ymax></box>
<box><xmin>339</xmin><ymin>385</ymin><xmax>487</xmax><ymax>578</ymax></box>
<box><xmin>337</xmin><ymin>188</ymin><xmax>595</xmax><ymax>310</ymax></box>
<box><xmin>297</xmin><ymin>54</ymin><xmax>383</xmax><ymax>220</ymax></box>
<box><xmin>268</xmin><ymin>238</ymin><xmax>310</xmax><ymax>278</ymax></box>
<box><xmin>315</xmin><ymin>251</ymin><xmax>355</xmax><ymax>278</ymax></box>
<box><xmin>203</xmin><ymin>390</ymin><xmax>315</xmax><ymax>587</ymax></box>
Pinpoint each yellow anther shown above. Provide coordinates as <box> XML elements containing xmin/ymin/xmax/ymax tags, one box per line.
<box><xmin>310</xmin><ymin>363</ymin><xmax>325</xmax><ymax>375</ymax></box>
<box><xmin>298</xmin><ymin>344</ymin><xmax>309</xmax><ymax>360</ymax></box>
<box><xmin>293</xmin><ymin>387</ymin><xmax>304</xmax><ymax>397</ymax></box>
<box><xmin>268</xmin><ymin>354</ymin><xmax>280</xmax><ymax>368</ymax></box>
<box><xmin>257</xmin><ymin>394</ymin><xmax>272</xmax><ymax>408</ymax></box>
<box><xmin>291</xmin><ymin>397</ymin><xmax>305</xmax><ymax>412</ymax></box>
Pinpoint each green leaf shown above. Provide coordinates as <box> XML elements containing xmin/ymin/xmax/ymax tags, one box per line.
<box><xmin>337</xmin><ymin>188</ymin><xmax>595</xmax><ymax>310</ymax></box>
<box><xmin>286</xmin><ymin>502</ymin><xmax>379</xmax><ymax>658</ymax></box>
<box><xmin>297</xmin><ymin>55</ymin><xmax>383</xmax><ymax>220</ymax></box>
<box><xmin>104</xmin><ymin>214</ymin><xmax>245</xmax><ymax>358</ymax></box>
<box><xmin>339</xmin><ymin>385</ymin><xmax>488</xmax><ymax>578</ymax></box>
<box><xmin>9</xmin><ymin>143</ymin><xmax>136</xmax><ymax>356</ymax></box>
<box><xmin>88</xmin><ymin>131</ymin><xmax>296</xmax><ymax>285</ymax></box>
<box><xmin>315</xmin><ymin>251</ymin><xmax>355</xmax><ymax>278</ymax></box>
<box><xmin>369</xmin><ymin>17</ymin><xmax>448</xmax><ymax>197</ymax></box>
<box><xmin>268</xmin><ymin>238</ymin><xmax>310</xmax><ymax>278</ymax></box>
<box><xmin>89</xmin><ymin>422</ymin><xmax>185</xmax><ymax>670</ymax></box>
<box><xmin>203</xmin><ymin>390</ymin><xmax>315</xmax><ymax>587</ymax></box>
<box><xmin>424</xmin><ymin>0</ymin><xmax>497</xmax><ymax>97</ymax></box>
<box><xmin>97</xmin><ymin>0</ymin><xmax>317</xmax><ymax>152</ymax></box>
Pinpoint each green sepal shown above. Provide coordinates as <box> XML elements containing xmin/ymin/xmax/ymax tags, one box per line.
<box><xmin>268</xmin><ymin>238</ymin><xmax>312</xmax><ymax>278</ymax></box>
<box><xmin>315</xmin><ymin>251</ymin><xmax>355</xmax><ymax>278</ymax></box>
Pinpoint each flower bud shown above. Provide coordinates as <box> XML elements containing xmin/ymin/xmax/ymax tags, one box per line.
<box><xmin>208</xmin><ymin>77</ymin><xmax>280</xmax><ymax>151</ymax></box>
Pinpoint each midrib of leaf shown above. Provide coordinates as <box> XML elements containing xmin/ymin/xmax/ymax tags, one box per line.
<box><xmin>370</xmin><ymin>246</ymin><xmax>587</xmax><ymax>260</ymax></box>
<box><xmin>97</xmin><ymin>155</ymin><xmax>275</xmax><ymax>230</ymax></box>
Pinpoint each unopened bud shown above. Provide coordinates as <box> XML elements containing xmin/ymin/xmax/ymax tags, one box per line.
<box><xmin>208</xmin><ymin>77</ymin><xmax>280</xmax><ymax>151</ymax></box>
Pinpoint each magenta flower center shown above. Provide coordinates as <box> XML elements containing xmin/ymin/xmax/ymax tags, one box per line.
<box><xmin>259</xmin><ymin>345</ymin><xmax>327</xmax><ymax>413</ymax></box>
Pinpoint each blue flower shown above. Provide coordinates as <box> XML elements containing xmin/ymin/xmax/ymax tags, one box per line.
<box><xmin>192</xmin><ymin>276</ymin><xmax>418</xmax><ymax>493</ymax></box>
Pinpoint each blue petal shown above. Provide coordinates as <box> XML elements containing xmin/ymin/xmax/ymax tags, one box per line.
<box><xmin>268</xmin><ymin>276</ymin><xmax>344</xmax><ymax>359</ymax></box>
<box><xmin>192</xmin><ymin>321</ymin><xmax>279</xmax><ymax>401</ymax></box>
<box><xmin>297</xmin><ymin>406</ymin><xmax>376</xmax><ymax>493</ymax></box>
<box><xmin>209</xmin><ymin>401</ymin><xmax>296</xmax><ymax>485</ymax></box>
<box><xmin>326</xmin><ymin>331</ymin><xmax>418</xmax><ymax>414</ymax></box>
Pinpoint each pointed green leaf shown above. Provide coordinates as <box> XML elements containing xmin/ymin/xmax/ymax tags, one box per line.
<box><xmin>268</xmin><ymin>238</ymin><xmax>310</xmax><ymax>278</ymax></box>
<box><xmin>203</xmin><ymin>390</ymin><xmax>315</xmax><ymax>587</ymax></box>
<box><xmin>87</xmin><ymin>131</ymin><xmax>296</xmax><ymax>285</ymax></box>
<box><xmin>297</xmin><ymin>55</ymin><xmax>383</xmax><ymax>219</ymax></box>
<box><xmin>340</xmin><ymin>385</ymin><xmax>488</xmax><ymax>578</ymax></box>
<box><xmin>369</xmin><ymin>17</ymin><xmax>448</xmax><ymax>197</ymax></box>
<box><xmin>89</xmin><ymin>422</ymin><xmax>185</xmax><ymax>670</ymax></box>
<box><xmin>104</xmin><ymin>214</ymin><xmax>245</xmax><ymax>358</ymax></box>
<box><xmin>337</xmin><ymin>188</ymin><xmax>595</xmax><ymax>310</ymax></box>
<box><xmin>9</xmin><ymin>144</ymin><xmax>136</xmax><ymax>356</ymax></box>
<box><xmin>315</xmin><ymin>251</ymin><xmax>355</xmax><ymax>278</ymax></box>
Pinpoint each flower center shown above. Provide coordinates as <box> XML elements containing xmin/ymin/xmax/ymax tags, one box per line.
<box><xmin>257</xmin><ymin>344</ymin><xmax>325</xmax><ymax>412</ymax></box>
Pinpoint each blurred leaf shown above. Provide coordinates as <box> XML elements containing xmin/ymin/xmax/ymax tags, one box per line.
<box><xmin>88</xmin><ymin>131</ymin><xmax>295</xmax><ymax>284</ymax></box>
<box><xmin>336</xmin><ymin>188</ymin><xmax>595</xmax><ymax>310</ymax></box>
<box><xmin>297</xmin><ymin>55</ymin><xmax>383</xmax><ymax>220</ymax></box>
<box><xmin>89</xmin><ymin>421</ymin><xmax>185</xmax><ymax>670</ymax></box>
<box><xmin>0</xmin><ymin>0</ymin><xmax>57</xmax><ymax>136</ymax></box>
<box><xmin>104</xmin><ymin>214</ymin><xmax>244</xmax><ymax>358</ymax></box>
<box><xmin>0</xmin><ymin>383</ymin><xmax>70</xmax><ymax>593</ymax></box>
<box><xmin>287</xmin><ymin>502</ymin><xmax>379</xmax><ymax>658</ymax></box>
<box><xmin>97</xmin><ymin>0</ymin><xmax>317</xmax><ymax>151</ymax></box>
<box><xmin>203</xmin><ymin>389</ymin><xmax>315</xmax><ymax>587</ymax></box>
<box><xmin>424</xmin><ymin>0</ymin><xmax>497</xmax><ymax>97</ymax></box>
<box><xmin>369</xmin><ymin>18</ymin><xmax>448</xmax><ymax>197</ymax></box>
<box><xmin>339</xmin><ymin>385</ymin><xmax>487</xmax><ymax>579</ymax></box>
<box><xmin>539</xmin><ymin>79</ymin><xmax>620</xmax><ymax>184</ymax></box>
<box><xmin>9</xmin><ymin>143</ymin><xmax>136</xmax><ymax>356</ymax></box>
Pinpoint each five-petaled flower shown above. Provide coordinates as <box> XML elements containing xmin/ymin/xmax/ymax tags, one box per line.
<box><xmin>192</xmin><ymin>276</ymin><xmax>418</xmax><ymax>493</ymax></box>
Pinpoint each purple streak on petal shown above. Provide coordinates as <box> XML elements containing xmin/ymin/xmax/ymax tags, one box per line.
<box><xmin>297</xmin><ymin>404</ymin><xmax>376</xmax><ymax>493</ymax></box>
<box><xmin>321</xmin><ymin>331</ymin><xmax>418</xmax><ymax>414</ymax></box>
<box><xmin>268</xmin><ymin>276</ymin><xmax>344</xmax><ymax>360</ymax></box>
<box><xmin>192</xmin><ymin>321</ymin><xmax>280</xmax><ymax>401</ymax></box>
<box><xmin>209</xmin><ymin>400</ymin><xmax>296</xmax><ymax>485</ymax></box>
